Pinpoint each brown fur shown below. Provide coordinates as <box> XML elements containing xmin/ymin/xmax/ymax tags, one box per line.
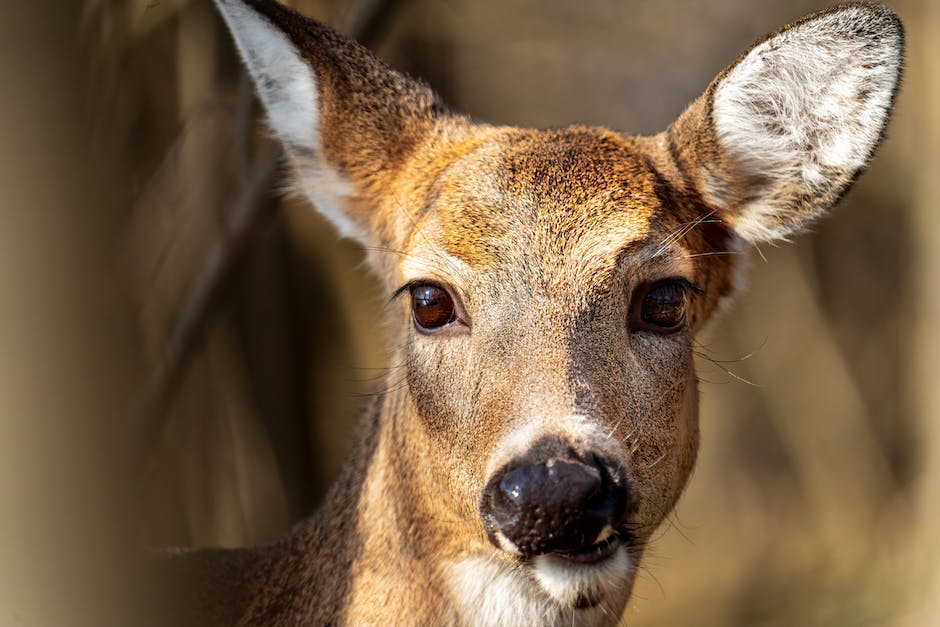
<box><xmin>178</xmin><ymin>1</ymin><xmax>903</xmax><ymax>624</ymax></box>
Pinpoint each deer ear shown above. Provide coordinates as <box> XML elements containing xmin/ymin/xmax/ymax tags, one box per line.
<box><xmin>213</xmin><ymin>0</ymin><xmax>448</xmax><ymax>246</ymax></box>
<box><xmin>668</xmin><ymin>3</ymin><xmax>903</xmax><ymax>243</ymax></box>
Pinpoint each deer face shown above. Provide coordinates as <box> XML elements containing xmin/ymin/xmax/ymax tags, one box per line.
<box><xmin>392</xmin><ymin>127</ymin><xmax>736</xmax><ymax>608</ymax></box>
<box><xmin>215</xmin><ymin>0</ymin><xmax>901</xmax><ymax>619</ymax></box>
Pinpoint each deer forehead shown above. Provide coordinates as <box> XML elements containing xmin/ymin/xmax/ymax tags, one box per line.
<box><xmin>407</xmin><ymin>127</ymin><xmax>667</xmax><ymax>279</ymax></box>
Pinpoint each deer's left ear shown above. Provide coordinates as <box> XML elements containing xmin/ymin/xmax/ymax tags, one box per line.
<box><xmin>214</xmin><ymin>0</ymin><xmax>449</xmax><ymax>247</ymax></box>
<box><xmin>667</xmin><ymin>3</ymin><xmax>903</xmax><ymax>243</ymax></box>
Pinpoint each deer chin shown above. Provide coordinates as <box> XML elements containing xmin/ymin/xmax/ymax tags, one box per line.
<box><xmin>531</xmin><ymin>546</ymin><xmax>633</xmax><ymax>609</ymax></box>
<box><xmin>489</xmin><ymin>519</ymin><xmax>636</xmax><ymax>608</ymax></box>
<box><xmin>447</xmin><ymin>543</ymin><xmax>635</xmax><ymax>625</ymax></box>
<box><xmin>490</xmin><ymin>526</ymin><xmax>636</xmax><ymax>609</ymax></box>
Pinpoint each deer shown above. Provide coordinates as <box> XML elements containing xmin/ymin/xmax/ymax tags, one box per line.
<box><xmin>174</xmin><ymin>1</ymin><xmax>903</xmax><ymax>624</ymax></box>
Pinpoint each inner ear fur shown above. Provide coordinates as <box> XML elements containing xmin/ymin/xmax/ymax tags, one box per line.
<box><xmin>665</xmin><ymin>2</ymin><xmax>903</xmax><ymax>243</ymax></box>
<box><xmin>215</xmin><ymin>0</ymin><xmax>451</xmax><ymax>247</ymax></box>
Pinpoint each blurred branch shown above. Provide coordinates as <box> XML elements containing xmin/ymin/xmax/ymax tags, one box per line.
<box><xmin>134</xmin><ymin>136</ymin><xmax>279</xmax><ymax>456</ymax></box>
<box><xmin>132</xmin><ymin>0</ymin><xmax>408</xmax><ymax>459</ymax></box>
<box><xmin>338</xmin><ymin>0</ymin><xmax>408</xmax><ymax>47</ymax></box>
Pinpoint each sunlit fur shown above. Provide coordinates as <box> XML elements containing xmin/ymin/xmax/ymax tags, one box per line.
<box><xmin>667</xmin><ymin>4</ymin><xmax>902</xmax><ymax>243</ymax></box>
<box><xmin>178</xmin><ymin>2</ymin><xmax>905</xmax><ymax>624</ymax></box>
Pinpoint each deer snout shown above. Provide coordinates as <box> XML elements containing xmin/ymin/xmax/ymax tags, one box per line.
<box><xmin>480</xmin><ymin>455</ymin><xmax>629</xmax><ymax>559</ymax></box>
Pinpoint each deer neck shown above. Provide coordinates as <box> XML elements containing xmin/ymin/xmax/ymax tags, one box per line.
<box><xmin>315</xmin><ymin>383</ymin><xmax>461</xmax><ymax>621</ymax></box>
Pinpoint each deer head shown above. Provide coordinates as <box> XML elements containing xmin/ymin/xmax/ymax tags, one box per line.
<box><xmin>213</xmin><ymin>1</ymin><xmax>902</xmax><ymax>621</ymax></box>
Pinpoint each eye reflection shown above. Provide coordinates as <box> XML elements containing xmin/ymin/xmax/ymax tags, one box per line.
<box><xmin>410</xmin><ymin>283</ymin><xmax>456</xmax><ymax>330</ymax></box>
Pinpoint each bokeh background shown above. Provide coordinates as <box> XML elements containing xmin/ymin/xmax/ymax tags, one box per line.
<box><xmin>1</xmin><ymin>0</ymin><xmax>938</xmax><ymax>624</ymax></box>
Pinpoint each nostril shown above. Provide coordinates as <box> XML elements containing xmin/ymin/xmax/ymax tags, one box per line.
<box><xmin>498</xmin><ymin>459</ymin><xmax>601</xmax><ymax>509</ymax></box>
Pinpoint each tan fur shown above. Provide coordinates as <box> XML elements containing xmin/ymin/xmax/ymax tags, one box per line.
<box><xmin>174</xmin><ymin>1</ymin><xmax>904</xmax><ymax>624</ymax></box>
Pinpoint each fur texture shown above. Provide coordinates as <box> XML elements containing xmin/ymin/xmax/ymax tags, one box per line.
<box><xmin>177</xmin><ymin>1</ymin><xmax>905</xmax><ymax>624</ymax></box>
<box><xmin>667</xmin><ymin>3</ymin><xmax>903</xmax><ymax>242</ymax></box>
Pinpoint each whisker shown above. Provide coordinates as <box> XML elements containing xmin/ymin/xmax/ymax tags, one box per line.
<box><xmin>388</xmin><ymin>192</ymin><xmax>468</xmax><ymax>282</ymax></box>
<box><xmin>753</xmin><ymin>242</ymin><xmax>769</xmax><ymax>263</ymax></box>
<box><xmin>694</xmin><ymin>351</ymin><xmax>762</xmax><ymax>387</ymax></box>
<box><xmin>366</xmin><ymin>245</ymin><xmax>445</xmax><ymax>272</ymax></box>
<box><xmin>640</xmin><ymin>450</ymin><xmax>668</xmax><ymax>472</ymax></box>
<box><xmin>651</xmin><ymin>210</ymin><xmax>717</xmax><ymax>258</ymax></box>
<box><xmin>682</xmin><ymin>249</ymin><xmax>743</xmax><ymax>259</ymax></box>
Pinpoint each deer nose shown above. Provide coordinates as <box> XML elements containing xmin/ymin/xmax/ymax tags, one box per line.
<box><xmin>480</xmin><ymin>457</ymin><xmax>627</xmax><ymax>557</ymax></box>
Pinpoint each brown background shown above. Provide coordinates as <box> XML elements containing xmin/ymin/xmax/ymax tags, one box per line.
<box><xmin>1</xmin><ymin>0</ymin><xmax>938</xmax><ymax>624</ymax></box>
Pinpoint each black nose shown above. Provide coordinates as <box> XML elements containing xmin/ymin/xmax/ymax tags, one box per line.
<box><xmin>480</xmin><ymin>456</ymin><xmax>627</xmax><ymax>557</ymax></box>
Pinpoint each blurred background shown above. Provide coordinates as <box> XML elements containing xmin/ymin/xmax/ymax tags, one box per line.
<box><xmin>1</xmin><ymin>0</ymin><xmax>937</xmax><ymax>624</ymax></box>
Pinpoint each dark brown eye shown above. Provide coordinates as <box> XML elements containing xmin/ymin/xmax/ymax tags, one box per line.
<box><xmin>633</xmin><ymin>280</ymin><xmax>695</xmax><ymax>332</ymax></box>
<box><xmin>410</xmin><ymin>283</ymin><xmax>456</xmax><ymax>331</ymax></box>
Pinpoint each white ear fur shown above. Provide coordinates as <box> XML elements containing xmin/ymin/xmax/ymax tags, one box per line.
<box><xmin>214</xmin><ymin>0</ymin><xmax>319</xmax><ymax>151</ymax></box>
<box><xmin>213</xmin><ymin>0</ymin><xmax>364</xmax><ymax>242</ymax></box>
<box><xmin>706</xmin><ymin>4</ymin><xmax>903</xmax><ymax>242</ymax></box>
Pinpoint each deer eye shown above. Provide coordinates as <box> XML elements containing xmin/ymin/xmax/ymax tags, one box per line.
<box><xmin>631</xmin><ymin>279</ymin><xmax>699</xmax><ymax>333</ymax></box>
<box><xmin>410</xmin><ymin>283</ymin><xmax>456</xmax><ymax>331</ymax></box>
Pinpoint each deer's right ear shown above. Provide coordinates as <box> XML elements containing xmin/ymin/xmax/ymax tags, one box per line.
<box><xmin>214</xmin><ymin>0</ymin><xmax>448</xmax><ymax>247</ymax></box>
<box><xmin>666</xmin><ymin>3</ymin><xmax>903</xmax><ymax>243</ymax></box>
